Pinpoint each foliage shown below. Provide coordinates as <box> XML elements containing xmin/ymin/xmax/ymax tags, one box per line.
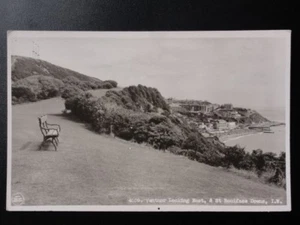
<box><xmin>12</xmin><ymin>75</ymin><xmax>64</xmax><ymax>103</ymax></box>
<box><xmin>223</xmin><ymin>145</ymin><xmax>246</xmax><ymax>169</ymax></box>
<box><xmin>11</xmin><ymin>55</ymin><xmax>118</xmax><ymax>104</ymax></box>
<box><xmin>104</xmin><ymin>84</ymin><xmax>170</xmax><ymax>112</ymax></box>
<box><xmin>12</xmin><ymin>86</ymin><xmax>37</xmax><ymax>103</ymax></box>
<box><xmin>103</xmin><ymin>80</ymin><xmax>118</xmax><ymax>88</ymax></box>
<box><xmin>61</xmin><ymin>85</ymin><xmax>84</xmax><ymax>99</ymax></box>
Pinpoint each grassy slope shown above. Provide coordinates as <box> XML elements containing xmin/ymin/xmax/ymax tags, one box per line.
<box><xmin>12</xmin><ymin>55</ymin><xmax>102</xmax><ymax>82</ymax></box>
<box><xmin>11</xmin><ymin>90</ymin><xmax>286</xmax><ymax>205</ymax></box>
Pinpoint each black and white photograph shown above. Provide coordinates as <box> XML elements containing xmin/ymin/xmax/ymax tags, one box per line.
<box><xmin>6</xmin><ymin>31</ymin><xmax>291</xmax><ymax>211</ymax></box>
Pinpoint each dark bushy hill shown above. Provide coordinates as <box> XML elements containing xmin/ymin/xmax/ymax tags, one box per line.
<box><xmin>103</xmin><ymin>85</ymin><xmax>170</xmax><ymax>112</ymax></box>
<box><xmin>11</xmin><ymin>55</ymin><xmax>118</xmax><ymax>104</ymax></box>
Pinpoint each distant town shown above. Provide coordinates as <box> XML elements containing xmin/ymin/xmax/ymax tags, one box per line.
<box><xmin>166</xmin><ymin>98</ymin><xmax>280</xmax><ymax>139</ymax></box>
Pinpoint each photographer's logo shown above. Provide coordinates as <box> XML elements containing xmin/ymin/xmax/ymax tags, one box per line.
<box><xmin>12</xmin><ymin>192</ymin><xmax>25</xmax><ymax>205</ymax></box>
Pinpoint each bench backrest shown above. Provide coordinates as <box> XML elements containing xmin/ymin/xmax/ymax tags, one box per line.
<box><xmin>38</xmin><ymin>115</ymin><xmax>48</xmax><ymax>137</ymax></box>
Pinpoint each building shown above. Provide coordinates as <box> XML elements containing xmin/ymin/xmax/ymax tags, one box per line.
<box><xmin>227</xmin><ymin>122</ymin><xmax>236</xmax><ymax>129</ymax></box>
<box><xmin>211</xmin><ymin>104</ymin><xmax>220</xmax><ymax>110</ymax></box>
<box><xmin>180</xmin><ymin>103</ymin><xmax>214</xmax><ymax>114</ymax></box>
<box><xmin>213</xmin><ymin>119</ymin><xmax>228</xmax><ymax>130</ymax></box>
<box><xmin>222</xmin><ymin>104</ymin><xmax>233</xmax><ymax>110</ymax></box>
<box><xmin>230</xmin><ymin>111</ymin><xmax>241</xmax><ymax>119</ymax></box>
<box><xmin>199</xmin><ymin>122</ymin><xmax>207</xmax><ymax>130</ymax></box>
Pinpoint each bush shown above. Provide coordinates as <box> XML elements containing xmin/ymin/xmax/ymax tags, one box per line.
<box><xmin>61</xmin><ymin>86</ymin><xmax>84</xmax><ymax>99</ymax></box>
<box><xmin>223</xmin><ymin>145</ymin><xmax>246</xmax><ymax>169</ymax></box>
<box><xmin>100</xmin><ymin>82</ymin><xmax>114</xmax><ymax>89</ymax></box>
<box><xmin>12</xmin><ymin>86</ymin><xmax>37</xmax><ymax>103</ymax></box>
<box><xmin>251</xmin><ymin>149</ymin><xmax>266</xmax><ymax>177</ymax></box>
<box><xmin>12</xmin><ymin>75</ymin><xmax>64</xmax><ymax>103</ymax></box>
<box><xmin>182</xmin><ymin>132</ymin><xmax>207</xmax><ymax>153</ymax></box>
<box><xmin>62</xmin><ymin>76</ymin><xmax>89</xmax><ymax>91</ymax></box>
<box><xmin>149</xmin><ymin>115</ymin><xmax>167</xmax><ymax>124</ymax></box>
<box><xmin>104</xmin><ymin>85</ymin><xmax>170</xmax><ymax>112</ymax></box>
<box><xmin>104</xmin><ymin>80</ymin><xmax>118</xmax><ymax>88</ymax></box>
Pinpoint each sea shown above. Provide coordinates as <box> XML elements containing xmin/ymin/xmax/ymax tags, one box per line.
<box><xmin>224</xmin><ymin>107</ymin><xmax>287</xmax><ymax>155</ymax></box>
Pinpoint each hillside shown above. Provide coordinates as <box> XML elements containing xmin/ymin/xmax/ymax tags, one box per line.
<box><xmin>11</xmin><ymin>55</ymin><xmax>118</xmax><ymax>104</ymax></box>
<box><xmin>12</xmin><ymin>55</ymin><xmax>102</xmax><ymax>83</ymax></box>
<box><xmin>11</xmin><ymin>97</ymin><xmax>286</xmax><ymax>205</ymax></box>
<box><xmin>64</xmin><ymin>85</ymin><xmax>285</xmax><ymax>181</ymax></box>
<box><xmin>65</xmin><ymin>86</ymin><xmax>232</xmax><ymax>167</ymax></box>
<box><xmin>235</xmin><ymin>108</ymin><xmax>269</xmax><ymax>124</ymax></box>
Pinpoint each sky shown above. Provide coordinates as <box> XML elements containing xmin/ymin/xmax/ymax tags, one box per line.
<box><xmin>9</xmin><ymin>32</ymin><xmax>290</xmax><ymax>110</ymax></box>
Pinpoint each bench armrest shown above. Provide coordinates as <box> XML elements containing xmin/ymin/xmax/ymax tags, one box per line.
<box><xmin>47</xmin><ymin>123</ymin><xmax>61</xmax><ymax>131</ymax></box>
<box><xmin>41</xmin><ymin>127</ymin><xmax>59</xmax><ymax>132</ymax></box>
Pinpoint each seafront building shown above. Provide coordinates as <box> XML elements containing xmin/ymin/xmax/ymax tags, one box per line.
<box><xmin>213</xmin><ymin>119</ymin><xmax>228</xmax><ymax>130</ymax></box>
<box><xmin>222</xmin><ymin>103</ymin><xmax>233</xmax><ymax>110</ymax></box>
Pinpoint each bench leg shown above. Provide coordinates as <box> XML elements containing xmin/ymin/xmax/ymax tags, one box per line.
<box><xmin>39</xmin><ymin>141</ymin><xmax>45</xmax><ymax>150</ymax></box>
<box><xmin>51</xmin><ymin>139</ymin><xmax>57</xmax><ymax>151</ymax></box>
<box><xmin>53</xmin><ymin>137</ymin><xmax>58</xmax><ymax>146</ymax></box>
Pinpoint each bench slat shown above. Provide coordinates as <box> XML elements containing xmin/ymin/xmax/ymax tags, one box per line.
<box><xmin>46</xmin><ymin>130</ymin><xmax>58</xmax><ymax>137</ymax></box>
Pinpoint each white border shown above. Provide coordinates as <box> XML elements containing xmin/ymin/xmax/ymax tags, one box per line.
<box><xmin>6</xmin><ymin>30</ymin><xmax>291</xmax><ymax>211</ymax></box>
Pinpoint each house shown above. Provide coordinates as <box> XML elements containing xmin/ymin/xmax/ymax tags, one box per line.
<box><xmin>180</xmin><ymin>103</ymin><xmax>214</xmax><ymax>114</ymax></box>
<box><xmin>227</xmin><ymin>122</ymin><xmax>236</xmax><ymax>129</ymax></box>
<box><xmin>211</xmin><ymin>104</ymin><xmax>220</xmax><ymax>110</ymax></box>
<box><xmin>199</xmin><ymin>104</ymin><xmax>214</xmax><ymax>113</ymax></box>
<box><xmin>222</xmin><ymin>103</ymin><xmax>233</xmax><ymax>110</ymax></box>
<box><xmin>213</xmin><ymin>119</ymin><xmax>228</xmax><ymax>130</ymax></box>
<box><xmin>231</xmin><ymin>111</ymin><xmax>241</xmax><ymax>119</ymax></box>
<box><xmin>199</xmin><ymin>122</ymin><xmax>207</xmax><ymax>130</ymax></box>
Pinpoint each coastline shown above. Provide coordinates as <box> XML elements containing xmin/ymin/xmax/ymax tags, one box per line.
<box><xmin>218</xmin><ymin>129</ymin><xmax>261</xmax><ymax>143</ymax></box>
<box><xmin>218</xmin><ymin>121</ymin><xmax>285</xmax><ymax>143</ymax></box>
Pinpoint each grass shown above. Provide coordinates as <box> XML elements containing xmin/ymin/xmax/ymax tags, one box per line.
<box><xmin>11</xmin><ymin>96</ymin><xmax>286</xmax><ymax>206</ymax></box>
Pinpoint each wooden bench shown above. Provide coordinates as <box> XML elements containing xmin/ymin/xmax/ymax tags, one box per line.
<box><xmin>38</xmin><ymin>115</ymin><xmax>61</xmax><ymax>151</ymax></box>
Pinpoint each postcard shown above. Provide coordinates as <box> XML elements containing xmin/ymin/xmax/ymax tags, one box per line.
<box><xmin>7</xmin><ymin>30</ymin><xmax>291</xmax><ymax>211</ymax></box>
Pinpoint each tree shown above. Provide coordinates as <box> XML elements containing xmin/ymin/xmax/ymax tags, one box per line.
<box><xmin>251</xmin><ymin>149</ymin><xmax>266</xmax><ymax>177</ymax></box>
<box><xmin>223</xmin><ymin>145</ymin><xmax>246</xmax><ymax>169</ymax></box>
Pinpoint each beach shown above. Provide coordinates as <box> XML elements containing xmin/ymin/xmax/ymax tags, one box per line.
<box><xmin>221</xmin><ymin>125</ymin><xmax>286</xmax><ymax>155</ymax></box>
<box><xmin>218</xmin><ymin>128</ymin><xmax>261</xmax><ymax>143</ymax></box>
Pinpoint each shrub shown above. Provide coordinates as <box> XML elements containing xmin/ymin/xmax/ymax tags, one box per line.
<box><xmin>61</xmin><ymin>86</ymin><xmax>84</xmax><ymax>99</ymax></box>
<box><xmin>238</xmin><ymin>152</ymin><xmax>254</xmax><ymax>170</ymax></box>
<box><xmin>100</xmin><ymin>82</ymin><xmax>114</xmax><ymax>89</ymax></box>
<box><xmin>251</xmin><ymin>149</ymin><xmax>266</xmax><ymax>177</ymax></box>
<box><xmin>62</xmin><ymin>76</ymin><xmax>89</xmax><ymax>91</ymax></box>
<box><xmin>12</xmin><ymin>86</ymin><xmax>37</xmax><ymax>103</ymax></box>
<box><xmin>223</xmin><ymin>145</ymin><xmax>246</xmax><ymax>169</ymax></box>
<box><xmin>104</xmin><ymin>80</ymin><xmax>118</xmax><ymax>88</ymax></box>
<box><xmin>202</xmin><ymin>150</ymin><xmax>224</xmax><ymax>167</ymax></box>
<box><xmin>182</xmin><ymin>132</ymin><xmax>207</xmax><ymax>153</ymax></box>
<box><xmin>104</xmin><ymin>85</ymin><xmax>170</xmax><ymax>112</ymax></box>
<box><xmin>12</xmin><ymin>75</ymin><xmax>64</xmax><ymax>103</ymax></box>
<box><xmin>149</xmin><ymin>115</ymin><xmax>167</xmax><ymax>124</ymax></box>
